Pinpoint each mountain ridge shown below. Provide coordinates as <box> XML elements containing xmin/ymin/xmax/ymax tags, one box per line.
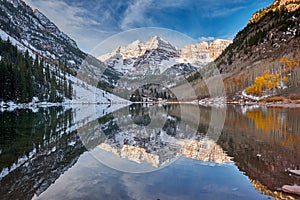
<box><xmin>0</xmin><ymin>0</ymin><xmax>126</xmax><ymax>104</ymax></box>
<box><xmin>0</xmin><ymin>0</ymin><xmax>124</xmax><ymax>92</ymax></box>
<box><xmin>0</xmin><ymin>0</ymin><xmax>85</xmax><ymax>69</ymax></box>
<box><xmin>98</xmin><ymin>36</ymin><xmax>231</xmax><ymax>80</ymax></box>
<box><xmin>184</xmin><ymin>0</ymin><xmax>300</xmax><ymax>100</ymax></box>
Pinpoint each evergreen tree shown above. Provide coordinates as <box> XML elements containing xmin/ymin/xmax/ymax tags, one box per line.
<box><xmin>0</xmin><ymin>38</ymin><xmax>72</xmax><ymax>103</ymax></box>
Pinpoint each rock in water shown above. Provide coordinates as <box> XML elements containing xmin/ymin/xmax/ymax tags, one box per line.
<box><xmin>282</xmin><ymin>185</ymin><xmax>300</xmax><ymax>196</ymax></box>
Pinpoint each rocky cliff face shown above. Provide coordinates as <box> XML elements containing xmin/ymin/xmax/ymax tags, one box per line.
<box><xmin>249</xmin><ymin>0</ymin><xmax>300</xmax><ymax>24</ymax></box>
<box><xmin>181</xmin><ymin>39</ymin><xmax>232</xmax><ymax>63</ymax></box>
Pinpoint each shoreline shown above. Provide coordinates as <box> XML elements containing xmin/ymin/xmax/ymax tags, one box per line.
<box><xmin>1</xmin><ymin>99</ymin><xmax>300</xmax><ymax>112</ymax></box>
<box><xmin>0</xmin><ymin>101</ymin><xmax>131</xmax><ymax>112</ymax></box>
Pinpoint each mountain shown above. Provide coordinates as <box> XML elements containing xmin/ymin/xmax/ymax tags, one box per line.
<box><xmin>0</xmin><ymin>0</ymin><xmax>121</xmax><ymax>92</ymax></box>
<box><xmin>0</xmin><ymin>0</ymin><xmax>85</xmax><ymax>69</ymax></box>
<box><xmin>0</xmin><ymin>0</ymin><xmax>125</xmax><ymax>104</ymax></box>
<box><xmin>99</xmin><ymin>36</ymin><xmax>180</xmax><ymax>77</ymax></box>
<box><xmin>181</xmin><ymin>39</ymin><xmax>232</xmax><ymax>63</ymax></box>
<box><xmin>185</xmin><ymin>0</ymin><xmax>300</xmax><ymax>100</ymax></box>
<box><xmin>98</xmin><ymin>36</ymin><xmax>231</xmax><ymax>79</ymax></box>
<box><xmin>98</xmin><ymin>36</ymin><xmax>230</xmax><ymax>100</ymax></box>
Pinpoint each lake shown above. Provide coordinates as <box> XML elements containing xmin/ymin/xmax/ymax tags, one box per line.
<box><xmin>1</xmin><ymin>104</ymin><xmax>300</xmax><ymax>200</ymax></box>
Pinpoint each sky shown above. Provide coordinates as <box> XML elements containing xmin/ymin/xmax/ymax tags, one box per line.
<box><xmin>24</xmin><ymin>0</ymin><xmax>274</xmax><ymax>54</ymax></box>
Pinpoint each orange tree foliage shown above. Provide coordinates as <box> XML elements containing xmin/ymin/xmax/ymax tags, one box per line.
<box><xmin>279</xmin><ymin>57</ymin><xmax>299</xmax><ymax>69</ymax></box>
<box><xmin>246</xmin><ymin>70</ymin><xmax>281</xmax><ymax>96</ymax></box>
<box><xmin>246</xmin><ymin>109</ymin><xmax>299</xmax><ymax>146</ymax></box>
<box><xmin>246</xmin><ymin>57</ymin><xmax>299</xmax><ymax>96</ymax></box>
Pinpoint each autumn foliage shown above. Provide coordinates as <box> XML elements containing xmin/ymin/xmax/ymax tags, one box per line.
<box><xmin>246</xmin><ymin>70</ymin><xmax>281</xmax><ymax>96</ymax></box>
<box><xmin>246</xmin><ymin>109</ymin><xmax>300</xmax><ymax>146</ymax></box>
<box><xmin>279</xmin><ymin>57</ymin><xmax>299</xmax><ymax>69</ymax></box>
<box><xmin>246</xmin><ymin>57</ymin><xmax>299</xmax><ymax>96</ymax></box>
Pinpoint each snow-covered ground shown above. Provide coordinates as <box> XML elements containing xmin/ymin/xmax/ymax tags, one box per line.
<box><xmin>198</xmin><ymin>97</ymin><xmax>227</xmax><ymax>107</ymax></box>
<box><xmin>241</xmin><ymin>90</ymin><xmax>272</xmax><ymax>101</ymax></box>
<box><xmin>0</xmin><ymin>72</ymin><xmax>130</xmax><ymax>112</ymax></box>
<box><xmin>68</xmin><ymin>74</ymin><xmax>128</xmax><ymax>104</ymax></box>
<box><xmin>0</xmin><ymin>100</ymin><xmax>63</xmax><ymax>112</ymax></box>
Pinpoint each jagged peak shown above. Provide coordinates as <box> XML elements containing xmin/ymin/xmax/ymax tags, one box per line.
<box><xmin>209</xmin><ymin>39</ymin><xmax>232</xmax><ymax>49</ymax></box>
<box><xmin>144</xmin><ymin>35</ymin><xmax>177</xmax><ymax>52</ymax></box>
<box><xmin>33</xmin><ymin>9</ymin><xmax>53</xmax><ymax>25</ymax></box>
<box><xmin>99</xmin><ymin>36</ymin><xmax>230</xmax><ymax>63</ymax></box>
<box><xmin>146</xmin><ymin>35</ymin><xmax>170</xmax><ymax>46</ymax></box>
<box><xmin>0</xmin><ymin>0</ymin><xmax>84</xmax><ymax>67</ymax></box>
<box><xmin>125</xmin><ymin>39</ymin><xmax>143</xmax><ymax>50</ymax></box>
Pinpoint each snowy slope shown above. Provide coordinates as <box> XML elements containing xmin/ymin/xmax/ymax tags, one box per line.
<box><xmin>0</xmin><ymin>28</ymin><xmax>128</xmax><ymax>106</ymax></box>
<box><xmin>68</xmin><ymin>75</ymin><xmax>128</xmax><ymax>104</ymax></box>
<box><xmin>0</xmin><ymin>1</ymin><xmax>120</xmax><ymax>88</ymax></box>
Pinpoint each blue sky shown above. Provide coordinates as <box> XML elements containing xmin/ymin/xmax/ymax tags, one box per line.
<box><xmin>24</xmin><ymin>0</ymin><xmax>273</xmax><ymax>54</ymax></box>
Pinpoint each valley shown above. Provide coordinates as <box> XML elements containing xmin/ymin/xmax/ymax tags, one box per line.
<box><xmin>1</xmin><ymin>0</ymin><xmax>299</xmax><ymax>107</ymax></box>
<box><xmin>1</xmin><ymin>0</ymin><xmax>300</xmax><ymax>199</ymax></box>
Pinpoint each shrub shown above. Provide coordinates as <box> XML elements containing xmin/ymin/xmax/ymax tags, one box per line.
<box><xmin>288</xmin><ymin>93</ymin><xmax>300</xmax><ymax>100</ymax></box>
<box><xmin>260</xmin><ymin>96</ymin><xmax>287</xmax><ymax>102</ymax></box>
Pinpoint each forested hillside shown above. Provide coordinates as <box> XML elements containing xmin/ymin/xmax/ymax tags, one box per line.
<box><xmin>0</xmin><ymin>38</ymin><xmax>72</xmax><ymax>103</ymax></box>
<box><xmin>185</xmin><ymin>0</ymin><xmax>300</xmax><ymax>100</ymax></box>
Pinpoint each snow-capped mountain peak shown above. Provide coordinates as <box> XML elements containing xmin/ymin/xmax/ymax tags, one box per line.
<box><xmin>144</xmin><ymin>36</ymin><xmax>177</xmax><ymax>52</ymax></box>
<box><xmin>98</xmin><ymin>36</ymin><xmax>231</xmax><ymax>80</ymax></box>
<box><xmin>98</xmin><ymin>36</ymin><xmax>182</xmax><ymax>77</ymax></box>
<box><xmin>121</xmin><ymin>40</ymin><xmax>145</xmax><ymax>59</ymax></box>
<box><xmin>126</xmin><ymin>39</ymin><xmax>142</xmax><ymax>49</ymax></box>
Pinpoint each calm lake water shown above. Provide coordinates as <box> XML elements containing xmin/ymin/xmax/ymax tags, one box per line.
<box><xmin>1</xmin><ymin>104</ymin><xmax>300</xmax><ymax>200</ymax></box>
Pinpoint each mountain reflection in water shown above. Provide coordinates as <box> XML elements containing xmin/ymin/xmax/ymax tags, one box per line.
<box><xmin>0</xmin><ymin>104</ymin><xmax>299</xmax><ymax>199</ymax></box>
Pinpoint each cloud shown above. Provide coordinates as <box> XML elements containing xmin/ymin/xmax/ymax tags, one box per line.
<box><xmin>22</xmin><ymin>0</ymin><xmax>271</xmax><ymax>53</ymax></box>
<box><xmin>198</xmin><ymin>36</ymin><xmax>215</xmax><ymax>42</ymax></box>
<box><xmin>120</xmin><ymin>0</ymin><xmax>154</xmax><ymax>30</ymax></box>
<box><xmin>24</xmin><ymin>0</ymin><xmax>99</xmax><ymax>29</ymax></box>
<box><xmin>23</xmin><ymin>0</ymin><xmax>114</xmax><ymax>52</ymax></box>
<box><xmin>119</xmin><ymin>0</ymin><xmax>247</xmax><ymax>31</ymax></box>
<box><xmin>206</xmin><ymin>6</ymin><xmax>245</xmax><ymax>18</ymax></box>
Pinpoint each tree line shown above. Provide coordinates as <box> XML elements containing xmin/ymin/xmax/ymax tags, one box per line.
<box><xmin>0</xmin><ymin>38</ymin><xmax>72</xmax><ymax>103</ymax></box>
